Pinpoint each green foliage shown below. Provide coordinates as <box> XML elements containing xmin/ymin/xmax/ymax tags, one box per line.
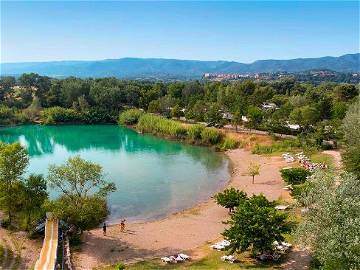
<box><xmin>20</xmin><ymin>174</ymin><xmax>48</xmax><ymax>230</ymax></box>
<box><xmin>220</xmin><ymin>138</ymin><xmax>240</xmax><ymax>150</ymax></box>
<box><xmin>295</xmin><ymin>171</ymin><xmax>360</xmax><ymax>269</ymax></box>
<box><xmin>137</xmin><ymin>113</ymin><xmax>187</xmax><ymax>139</ymax></box>
<box><xmin>251</xmin><ymin>139</ymin><xmax>301</xmax><ymax>155</ymax></box>
<box><xmin>0</xmin><ymin>105</ymin><xmax>16</xmax><ymax>125</ymax></box>
<box><xmin>118</xmin><ymin>109</ymin><xmax>143</xmax><ymax>125</ymax></box>
<box><xmin>223</xmin><ymin>194</ymin><xmax>291</xmax><ymax>256</ymax></box>
<box><xmin>187</xmin><ymin>124</ymin><xmax>205</xmax><ymax>142</ymax></box>
<box><xmin>0</xmin><ymin>143</ymin><xmax>29</xmax><ymax>223</ymax></box>
<box><xmin>247</xmin><ymin>162</ymin><xmax>260</xmax><ymax>184</ymax></box>
<box><xmin>280</xmin><ymin>167</ymin><xmax>310</xmax><ymax>185</ymax></box>
<box><xmin>214</xmin><ymin>187</ymin><xmax>247</xmax><ymax>213</ymax></box>
<box><xmin>114</xmin><ymin>262</ymin><xmax>125</xmax><ymax>270</ymax></box>
<box><xmin>46</xmin><ymin>195</ymin><xmax>108</xmax><ymax>232</ymax></box>
<box><xmin>342</xmin><ymin>97</ymin><xmax>360</xmax><ymax>177</ymax></box>
<box><xmin>200</xmin><ymin>127</ymin><xmax>223</xmax><ymax>145</ymax></box>
<box><xmin>47</xmin><ymin>156</ymin><xmax>116</xmax><ymax>231</ymax></box>
<box><xmin>41</xmin><ymin>106</ymin><xmax>80</xmax><ymax>124</ymax></box>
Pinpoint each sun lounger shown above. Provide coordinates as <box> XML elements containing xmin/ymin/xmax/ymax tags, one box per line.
<box><xmin>221</xmin><ymin>255</ymin><xmax>235</xmax><ymax>263</ymax></box>
<box><xmin>178</xmin><ymin>253</ymin><xmax>191</xmax><ymax>260</ymax></box>
<box><xmin>275</xmin><ymin>205</ymin><xmax>289</xmax><ymax>210</ymax></box>
<box><xmin>210</xmin><ymin>244</ymin><xmax>225</xmax><ymax>250</ymax></box>
<box><xmin>161</xmin><ymin>257</ymin><xmax>175</xmax><ymax>263</ymax></box>
<box><xmin>210</xmin><ymin>240</ymin><xmax>231</xmax><ymax>250</ymax></box>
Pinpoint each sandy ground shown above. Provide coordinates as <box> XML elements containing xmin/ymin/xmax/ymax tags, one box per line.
<box><xmin>73</xmin><ymin>149</ymin><xmax>294</xmax><ymax>269</ymax></box>
<box><xmin>0</xmin><ymin>227</ymin><xmax>42</xmax><ymax>269</ymax></box>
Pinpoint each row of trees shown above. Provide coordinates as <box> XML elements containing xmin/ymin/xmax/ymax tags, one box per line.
<box><xmin>0</xmin><ymin>142</ymin><xmax>115</xmax><ymax>236</ymax></box>
<box><xmin>1</xmin><ymin>74</ymin><xmax>358</xmax><ymax>143</ymax></box>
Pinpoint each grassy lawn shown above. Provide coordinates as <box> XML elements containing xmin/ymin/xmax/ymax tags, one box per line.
<box><xmin>309</xmin><ymin>153</ymin><xmax>335</xmax><ymax>169</ymax></box>
<box><xmin>98</xmin><ymin>247</ymin><xmax>284</xmax><ymax>270</ymax></box>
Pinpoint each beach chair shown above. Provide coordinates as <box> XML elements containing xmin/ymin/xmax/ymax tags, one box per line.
<box><xmin>221</xmin><ymin>255</ymin><xmax>235</xmax><ymax>263</ymax></box>
<box><xmin>178</xmin><ymin>253</ymin><xmax>191</xmax><ymax>260</ymax></box>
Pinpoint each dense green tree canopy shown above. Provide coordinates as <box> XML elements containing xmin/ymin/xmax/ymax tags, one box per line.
<box><xmin>296</xmin><ymin>171</ymin><xmax>360</xmax><ymax>269</ymax></box>
<box><xmin>223</xmin><ymin>194</ymin><xmax>291</xmax><ymax>256</ymax></box>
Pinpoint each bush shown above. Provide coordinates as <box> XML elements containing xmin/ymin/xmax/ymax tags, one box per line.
<box><xmin>41</xmin><ymin>107</ymin><xmax>80</xmax><ymax>124</ymax></box>
<box><xmin>187</xmin><ymin>124</ymin><xmax>205</xmax><ymax>142</ymax></box>
<box><xmin>0</xmin><ymin>105</ymin><xmax>24</xmax><ymax>125</ymax></box>
<box><xmin>81</xmin><ymin>108</ymin><xmax>116</xmax><ymax>124</ymax></box>
<box><xmin>280</xmin><ymin>167</ymin><xmax>310</xmax><ymax>185</ymax></box>
<box><xmin>118</xmin><ymin>109</ymin><xmax>143</xmax><ymax>125</ymax></box>
<box><xmin>201</xmin><ymin>127</ymin><xmax>223</xmax><ymax>145</ymax></box>
<box><xmin>291</xmin><ymin>182</ymin><xmax>312</xmax><ymax>199</ymax></box>
<box><xmin>115</xmin><ymin>262</ymin><xmax>126</xmax><ymax>270</ymax></box>
<box><xmin>137</xmin><ymin>113</ymin><xmax>187</xmax><ymax>139</ymax></box>
<box><xmin>220</xmin><ymin>138</ymin><xmax>240</xmax><ymax>150</ymax></box>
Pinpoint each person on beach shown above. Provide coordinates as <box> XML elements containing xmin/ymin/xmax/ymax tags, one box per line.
<box><xmin>103</xmin><ymin>222</ymin><xmax>107</xmax><ymax>236</ymax></box>
<box><xmin>120</xmin><ymin>219</ymin><xmax>126</xmax><ymax>232</ymax></box>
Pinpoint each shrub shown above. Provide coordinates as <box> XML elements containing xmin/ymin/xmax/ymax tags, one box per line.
<box><xmin>291</xmin><ymin>182</ymin><xmax>312</xmax><ymax>199</ymax></box>
<box><xmin>201</xmin><ymin>127</ymin><xmax>223</xmax><ymax>145</ymax></box>
<box><xmin>280</xmin><ymin>167</ymin><xmax>310</xmax><ymax>185</ymax></box>
<box><xmin>0</xmin><ymin>105</ymin><xmax>23</xmax><ymax>125</ymax></box>
<box><xmin>221</xmin><ymin>138</ymin><xmax>240</xmax><ymax>150</ymax></box>
<box><xmin>115</xmin><ymin>262</ymin><xmax>126</xmax><ymax>270</ymax></box>
<box><xmin>137</xmin><ymin>113</ymin><xmax>187</xmax><ymax>139</ymax></box>
<box><xmin>118</xmin><ymin>109</ymin><xmax>143</xmax><ymax>126</ymax></box>
<box><xmin>41</xmin><ymin>107</ymin><xmax>80</xmax><ymax>124</ymax></box>
<box><xmin>187</xmin><ymin>124</ymin><xmax>205</xmax><ymax>142</ymax></box>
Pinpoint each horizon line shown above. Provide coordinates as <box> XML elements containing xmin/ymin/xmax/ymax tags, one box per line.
<box><xmin>1</xmin><ymin>52</ymin><xmax>359</xmax><ymax>65</ymax></box>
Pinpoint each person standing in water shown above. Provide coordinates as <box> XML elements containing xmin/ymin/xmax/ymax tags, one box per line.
<box><xmin>120</xmin><ymin>219</ymin><xmax>126</xmax><ymax>232</ymax></box>
<box><xmin>103</xmin><ymin>222</ymin><xmax>107</xmax><ymax>236</ymax></box>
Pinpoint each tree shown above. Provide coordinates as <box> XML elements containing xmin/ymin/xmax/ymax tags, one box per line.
<box><xmin>205</xmin><ymin>103</ymin><xmax>222</xmax><ymax>125</ymax></box>
<box><xmin>0</xmin><ymin>143</ymin><xmax>29</xmax><ymax>223</ymax></box>
<box><xmin>0</xmin><ymin>76</ymin><xmax>15</xmax><ymax>102</ymax></box>
<box><xmin>20</xmin><ymin>174</ymin><xmax>48</xmax><ymax>230</ymax></box>
<box><xmin>170</xmin><ymin>104</ymin><xmax>182</xmax><ymax>119</ymax></box>
<box><xmin>47</xmin><ymin>156</ymin><xmax>116</xmax><ymax>231</ymax></box>
<box><xmin>295</xmin><ymin>171</ymin><xmax>360</xmax><ymax>269</ymax></box>
<box><xmin>231</xmin><ymin>111</ymin><xmax>242</xmax><ymax>132</ymax></box>
<box><xmin>342</xmin><ymin>97</ymin><xmax>360</xmax><ymax>177</ymax></box>
<box><xmin>246</xmin><ymin>106</ymin><xmax>263</xmax><ymax>130</ymax></box>
<box><xmin>223</xmin><ymin>194</ymin><xmax>291</xmax><ymax>256</ymax></box>
<box><xmin>214</xmin><ymin>187</ymin><xmax>247</xmax><ymax>213</ymax></box>
<box><xmin>248</xmin><ymin>162</ymin><xmax>260</xmax><ymax>184</ymax></box>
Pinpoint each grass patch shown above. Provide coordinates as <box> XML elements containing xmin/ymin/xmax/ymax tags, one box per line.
<box><xmin>310</xmin><ymin>153</ymin><xmax>335</xmax><ymax>169</ymax></box>
<box><xmin>99</xmin><ymin>248</ymin><xmax>284</xmax><ymax>270</ymax></box>
<box><xmin>251</xmin><ymin>139</ymin><xmax>301</xmax><ymax>155</ymax></box>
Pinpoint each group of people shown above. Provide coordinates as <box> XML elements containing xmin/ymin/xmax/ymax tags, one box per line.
<box><xmin>296</xmin><ymin>152</ymin><xmax>328</xmax><ymax>172</ymax></box>
<box><xmin>102</xmin><ymin>219</ymin><xmax>126</xmax><ymax>236</ymax></box>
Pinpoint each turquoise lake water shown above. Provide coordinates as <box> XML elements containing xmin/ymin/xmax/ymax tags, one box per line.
<box><xmin>0</xmin><ymin>125</ymin><xmax>230</xmax><ymax>222</ymax></box>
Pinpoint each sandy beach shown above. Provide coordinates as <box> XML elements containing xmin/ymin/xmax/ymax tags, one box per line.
<box><xmin>73</xmin><ymin>148</ymin><xmax>293</xmax><ymax>269</ymax></box>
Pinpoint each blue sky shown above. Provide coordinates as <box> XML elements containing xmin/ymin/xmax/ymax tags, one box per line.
<box><xmin>1</xmin><ymin>1</ymin><xmax>359</xmax><ymax>63</ymax></box>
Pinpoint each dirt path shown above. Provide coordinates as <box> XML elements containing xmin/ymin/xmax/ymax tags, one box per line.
<box><xmin>74</xmin><ymin>149</ymin><xmax>293</xmax><ymax>269</ymax></box>
<box><xmin>323</xmin><ymin>150</ymin><xmax>342</xmax><ymax>170</ymax></box>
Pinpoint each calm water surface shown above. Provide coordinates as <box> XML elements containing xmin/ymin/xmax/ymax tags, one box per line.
<box><xmin>0</xmin><ymin>125</ymin><xmax>230</xmax><ymax>222</ymax></box>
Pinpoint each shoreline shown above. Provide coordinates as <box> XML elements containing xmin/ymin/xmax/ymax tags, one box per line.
<box><xmin>107</xmin><ymin>151</ymin><xmax>233</xmax><ymax>225</ymax></box>
<box><xmin>73</xmin><ymin>148</ymin><xmax>293</xmax><ymax>269</ymax></box>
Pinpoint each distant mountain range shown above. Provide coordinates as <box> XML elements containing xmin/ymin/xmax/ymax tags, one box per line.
<box><xmin>1</xmin><ymin>53</ymin><xmax>359</xmax><ymax>79</ymax></box>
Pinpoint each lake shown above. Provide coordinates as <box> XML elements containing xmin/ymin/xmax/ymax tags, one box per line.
<box><xmin>0</xmin><ymin>125</ymin><xmax>230</xmax><ymax>223</ymax></box>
